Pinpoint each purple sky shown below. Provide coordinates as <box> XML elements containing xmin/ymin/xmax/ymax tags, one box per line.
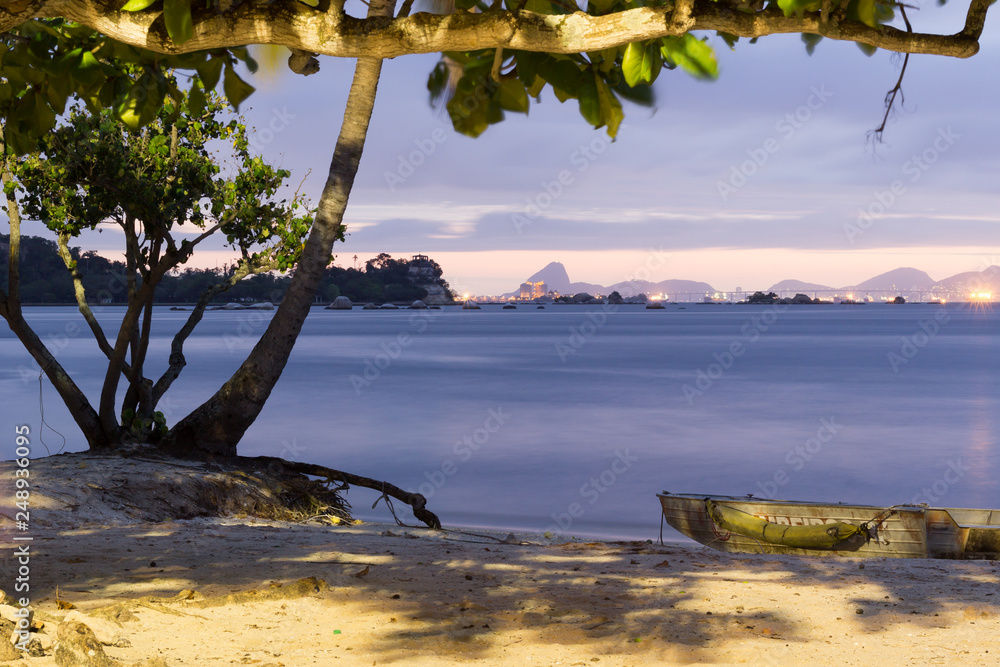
<box><xmin>12</xmin><ymin>2</ymin><xmax>1000</xmax><ymax>295</ymax></box>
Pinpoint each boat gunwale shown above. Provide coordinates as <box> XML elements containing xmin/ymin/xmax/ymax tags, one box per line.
<box><xmin>657</xmin><ymin>492</ymin><xmax>998</xmax><ymax>517</ymax></box>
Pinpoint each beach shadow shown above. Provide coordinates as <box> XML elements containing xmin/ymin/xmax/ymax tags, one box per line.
<box><xmin>7</xmin><ymin>520</ymin><xmax>998</xmax><ymax>663</ymax></box>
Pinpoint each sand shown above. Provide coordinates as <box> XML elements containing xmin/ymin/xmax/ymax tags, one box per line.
<box><xmin>1</xmin><ymin>455</ymin><xmax>998</xmax><ymax>666</ymax></box>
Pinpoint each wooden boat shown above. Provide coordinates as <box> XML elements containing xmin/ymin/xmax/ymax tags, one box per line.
<box><xmin>657</xmin><ymin>492</ymin><xmax>1000</xmax><ymax>559</ymax></box>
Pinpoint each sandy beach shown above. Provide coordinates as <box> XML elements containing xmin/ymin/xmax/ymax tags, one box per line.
<box><xmin>1</xmin><ymin>454</ymin><xmax>998</xmax><ymax>666</ymax></box>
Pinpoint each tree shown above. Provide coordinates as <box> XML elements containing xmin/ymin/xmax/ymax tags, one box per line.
<box><xmin>3</xmin><ymin>91</ymin><xmax>314</xmax><ymax>449</ymax></box>
<box><xmin>1</xmin><ymin>1</ymin><xmax>994</xmax><ymax>460</ymax></box>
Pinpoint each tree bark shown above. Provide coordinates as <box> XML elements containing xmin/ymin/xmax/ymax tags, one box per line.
<box><xmin>160</xmin><ymin>1</ymin><xmax>397</xmax><ymax>457</ymax></box>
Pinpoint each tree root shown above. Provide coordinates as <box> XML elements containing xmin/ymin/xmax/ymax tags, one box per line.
<box><xmin>234</xmin><ymin>455</ymin><xmax>442</xmax><ymax>530</ymax></box>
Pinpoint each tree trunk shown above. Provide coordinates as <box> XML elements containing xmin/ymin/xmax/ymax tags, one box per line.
<box><xmin>1</xmin><ymin>148</ymin><xmax>111</xmax><ymax>450</ymax></box>
<box><xmin>160</xmin><ymin>51</ymin><xmax>389</xmax><ymax>457</ymax></box>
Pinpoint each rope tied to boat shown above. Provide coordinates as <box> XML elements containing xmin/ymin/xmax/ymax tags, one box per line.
<box><xmin>858</xmin><ymin>507</ymin><xmax>899</xmax><ymax>545</ymax></box>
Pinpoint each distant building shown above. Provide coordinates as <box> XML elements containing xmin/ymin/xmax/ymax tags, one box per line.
<box><xmin>519</xmin><ymin>281</ymin><xmax>547</xmax><ymax>299</ymax></box>
<box><xmin>408</xmin><ymin>254</ymin><xmax>435</xmax><ymax>278</ymax></box>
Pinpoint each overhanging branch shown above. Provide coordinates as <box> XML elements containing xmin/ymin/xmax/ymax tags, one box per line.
<box><xmin>0</xmin><ymin>0</ymin><xmax>990</xmax><ymax>59</ymax></box>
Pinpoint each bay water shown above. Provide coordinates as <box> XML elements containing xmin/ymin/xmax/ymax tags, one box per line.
<box><xmin>2</xmin><ymin>303</ymin><xmax>996</xmax><ymax>542</ymax></box>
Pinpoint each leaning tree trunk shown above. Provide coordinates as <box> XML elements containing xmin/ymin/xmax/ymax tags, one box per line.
<box><xmin>160</xmin><ymin>11</ymin><xmax>393</xmax><ymax>457</ymax></box>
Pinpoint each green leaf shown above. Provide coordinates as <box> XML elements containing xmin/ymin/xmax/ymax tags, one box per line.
<box><xmin>776</xmin><ymin>0</ymin><xmax>822</xmax><ymax>18</ymax></box>
<box><xmin>515</xmin><ymin>51</ymin><xmax>539</xmax><ymax>91</ymax></box>
<box><xmin>29</xmin><ymin>90</ymin><xmax>56</xmax><ymax>137</ymax></box>
<box><xmin>577</xmin><ymin>76</ymin><xmax>600</xmax><ymax>127</ymax></box>
<box><xmin>447</xmin><ymin>78</ymin><xmax>491</xmax><ymax>137</ymax></box>
<box><xmin>802</xmin><ymin>34</ymin><xmax>823</xmax><ymax>56</ymax></box>
<box><xmin>847</xmin><ymin>0</ymin><xmax>878</xmax><ymax>28</ymax></box>
<box><xmin>72</xmin><ymin>50</ymin><xmax>106</xmax><ymax>86</ymax></box>
<box><xmin>188</xmin><ymin>85</ymin><xmax>206</xmax><ymax>116</ymax></box>
<box><xmin>196</xmin><ymin>56</ymin><xmax>224</xmax><ymax>91</ymax></box>
<box><xmin>296</xmin><ymin>0</ymin><xmax>320</xmax><ymax>6</ymax></box>
<box><xmin>120</xmin><ymin>0</ymin><xmax>158</xmax><ymax>10</ymax></box>
<box><xmin>534</xmin><ymin>56</ymin><xmax>585</xmax><ymax>101</ymax></box>
<box><xmin>222</xmin><ymin>65</ymin><xmax>255</xmax><ymax>110</ymax></box>
<box><xmin>856</xmin><ymin>41</ymin><xmax>877</xmax><ymax>57</ymax></box>
<box><xmin>587</xmin><ymin>0</ymin><xmax>615</xmax><ymax>14</ymax></box>
<box><xmin>117</xmin><ymin>74</ymin><xmax>164</xmax><ymax>130</ymax></box>
<box><xmin>612</xmin><ymin>79</ymin><xmax>655</xmax><ymax>108</ymax></box>
<box><xmin>622</xmin><ymin>41</ymin><xmax>662</xmax><ymax>87</ymax></box>
<box><xmin>717</xmin><ymin>32</ymin><xmax>739</xmax><ymax>49</ymax></box>
<box><xmin>427</xmin><ymin>61</ymin><xmax>448</xmax><ymax>106</ymax></box>
<box><xmin>496</xmin><ymin>79</ymin><xmax>528</xmax><ymax>113</ymax></box>
<box><xmin>163</xmin><ymin>0</ymin><xmax>194</xmax><ymax>45</ymax></box>
<box><xmin>660</xmin><ymin>35</ymin><xmax>718</xmax><ymax>80</ymax></box>
<box><xmin>595</xmin><ymin>75</ymin><xmax>622</xmax><ymax>138</ymax></box>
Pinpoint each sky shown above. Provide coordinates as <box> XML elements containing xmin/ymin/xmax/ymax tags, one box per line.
<box><xmin>11</xmin><ymin>2</ymin><xmax>1000</xmax><ymax>295</ymax></box>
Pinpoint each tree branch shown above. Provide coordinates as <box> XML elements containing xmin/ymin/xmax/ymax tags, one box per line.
<box><xmin>244</xmin><ymin>455</ymin><xmax>442</xmax><ymax>529</ymax></box>
<box><xmin>0</xmin><ymin>0</ymin><xmax>990</xmax><ymax>60</ymax></box>
<box><xmin>868</xmin><ymin>4</ymin><xmax>912</xmax><ymax>145</ymax></box>
<box><xmin>55</xmin><ymin>230</ymin><xmax>123</xmax><ymax>362</ymax></box>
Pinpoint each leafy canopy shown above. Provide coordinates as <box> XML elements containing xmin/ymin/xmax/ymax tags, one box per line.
<box><xmin>0</xmin><ymin>17</ymin><xmax>258</xmax><ymax>154</ymax></box>
<box><xmin>12</xmin><ymin>89</ymin><xmax>318</xmax><ymax>277</ymax></box>
<box><xmin>0</xmin><ymin>0</ymin><xmax>917</xmax><ymax>150</ymax></box>
<box><xmin>429</xmin><ymin>0</ymin><xmax>724</xmax><ymax>139</ymax></box>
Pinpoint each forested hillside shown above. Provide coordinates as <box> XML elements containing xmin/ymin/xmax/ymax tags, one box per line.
<box><xmin>1</xmin><ymin>236</ymin><xmax>453</xmax><ymax>304</ymax></box>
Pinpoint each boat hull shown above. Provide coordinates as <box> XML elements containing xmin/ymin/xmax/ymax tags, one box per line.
<box><xmin>658</xmin><ymin>492</ymin><xmax>1000</xmax><ymax>559</ymax></box>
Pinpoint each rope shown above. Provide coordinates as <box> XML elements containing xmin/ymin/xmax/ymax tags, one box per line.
<box><xmin>859</xmin><ymin>507</ymin><xmax>898</xmax><ymax>544</ymax></box>
<box><xmin>371</xmin><ymin>481</ymin><xmax>407</xmax><ymax>527</ymax></box>
<box><xmin>37</xmin><ymin>368</ymin><xmax>66</xmax><ymax>456</ymax></box>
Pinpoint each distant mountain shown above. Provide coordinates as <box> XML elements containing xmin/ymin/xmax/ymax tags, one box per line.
<box><xmin>526</xmin><ymin>262</ymin><xmax>572</xmax><ymax>293</ymax></box>
<box><xmin>517</xmin><ymin>261</ymin><xmax>604</xmax><ymax>296</ymax></box>
<box><xmin>845</xmin><ymin>267</ymin><xmax>936</xmax><ymax>291</ymax></box>
<box><xmin>767</xmin><ymin>279</ymin><xmax>836</xmax><ymax>292</ymax></box>
<box><xmin>607</xmin><ymin>278</ymin><xmax>715</xmax><ymax>298</ymax></box>
<box><xmin>507</xmin><ymin>263</ymin><xmax>999</xmax><ymax>300</ymax></box>
<box><xmin>935</xmin><ymin>265</ymin><xmax>1000</xmax><ymax>291</ymax></box>
<box><xmin>509</xmin><ymin>263</ymin><xmax>715</xmax><ymax>298</ymax></box>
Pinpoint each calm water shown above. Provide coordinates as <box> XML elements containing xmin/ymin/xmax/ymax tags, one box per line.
<box><xmin>2</xmin><ymin>303</ymin><xmax>997</xmax><ymax>541</ymax></box>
